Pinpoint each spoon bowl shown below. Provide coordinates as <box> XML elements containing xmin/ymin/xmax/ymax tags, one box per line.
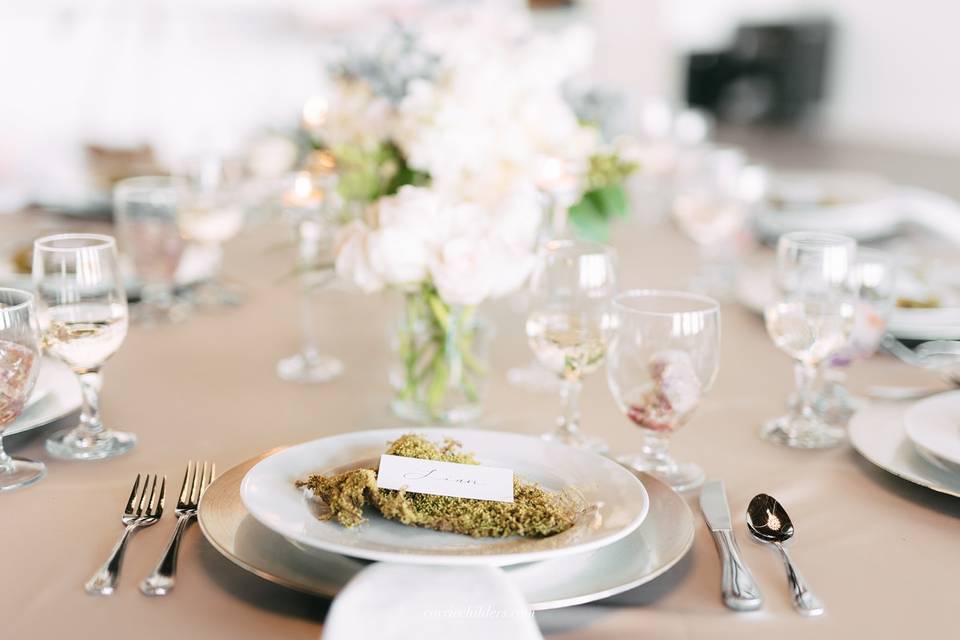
<box><xmin>746</xmin><ymin>493</ymin><xmax>824</xmax><ymax>617</ymax></box>
<box><xmin>746</xmin><ymin>493</ymin><xmax>794</xmax><ymax>542</ymax></box>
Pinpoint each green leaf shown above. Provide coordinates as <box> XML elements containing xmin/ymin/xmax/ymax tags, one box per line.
<box><xmin>568</xmin><ymin>184</ymin><xmax>630</xmax><ymax>242</ymax></box>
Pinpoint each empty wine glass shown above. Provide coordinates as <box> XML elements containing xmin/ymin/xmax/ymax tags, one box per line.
<box><xmin>276</xmin><ymin>171</ymin><xmax>344</xmax><ymax>383</ymax></box>
<box><xmin>671</xmin><ymin>146</ymin><xmax>760</xmax><ymax>298</ymax></box>
<box><xmin>176</xmin><ymin>155</ymin><xmax>248</xmax><ymax>307</ymax></box>
<box><xmin>763</xmin><ymin>232</ymin><xmax>857</xmax><ymax>449</ymax></box>
<box><xmin>526</xmin><ymin>240</ymin><xmax>617</xmax><ymax>452</ymax></box>
<box><xmin>814</xmin><ymin>248</ymin><xmax>896</xmax><ymax>423</ymax></box>
<box><xmin>0</xmin><ymin>288</ymin><xmax>45</xmax><ymax>490</ymax></box>
<box><xmin>607</xmin><ymin>290</ymin><xmax>720</xmax><ymax>491</ymax></box>
<box><xmin>33</xmin><ymin>234</ymin><xmax>136</xmax><ymax>460</ymax></box>
<box><xmin>113</xmin><ymin>176</ymin><xmax>189</xmax><ymax>324</ymax></box>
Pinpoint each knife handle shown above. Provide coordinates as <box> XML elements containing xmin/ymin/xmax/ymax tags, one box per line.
<box><xmin>710</xmin><ymin>529</ymin><xmax>763</xmax><ymax>611</ymax></box>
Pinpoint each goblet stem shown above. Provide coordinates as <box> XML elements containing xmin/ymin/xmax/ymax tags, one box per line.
<box><xmin>557</xmin><ymin>378</ymin><xmax>583</xmax><ymax>438</ymax></box>
<box><xmin>793</xmin><ymin>361</ymin><xmax>820</xmax><ymax>425</ymax></box>
<box><xmin>77</xmin><ymin>370</ymin><xmax>106</xmax><ymax>437</ymax></box>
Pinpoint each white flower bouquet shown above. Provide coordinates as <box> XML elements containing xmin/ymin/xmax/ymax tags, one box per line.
<box><xmin>310</xmin><ymin>4</ymin><xmax>635</xmax><ymax>421</ymax></box>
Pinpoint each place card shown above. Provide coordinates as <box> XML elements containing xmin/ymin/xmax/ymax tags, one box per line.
<box><xmin>376</xmin><ymin>455</ymin><xmax>514</xmax><ymax>503</ymax></box>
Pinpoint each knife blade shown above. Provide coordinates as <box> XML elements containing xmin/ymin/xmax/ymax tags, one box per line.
<box><xmin>700</xmin><ymin>480</ymin><xmax>763</xmax><ymax>611</ymax></box>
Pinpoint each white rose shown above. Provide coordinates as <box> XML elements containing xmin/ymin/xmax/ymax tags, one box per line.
<box><xmin>367</xmin><ymin>226</ymin><xmax>429</xmax><ymax>286</ymax></box>
<box><xmin>429</xmin><ymin>236</ymin><xmax>494</xmax><ymax>307</ymax></box>
<box><xmin>334</xmin><ymin>221</ymin><xmax>384</xmax><ymax>293</ymax></box>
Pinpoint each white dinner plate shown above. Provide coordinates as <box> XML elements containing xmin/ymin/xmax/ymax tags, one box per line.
<box><xmin>0</xmin><ymin>244</ymin><xmax>217</xmax><ymax>295</ymax></box>
<box><xmin>240</xmin><ymin>428</ymin><xmax>650</xmax><ymax>566</ymax></box>
<box><xmin>903</xmin><ymin>391</ymin><xmax>960</xmax><ymax>470</ymax></box>
<box><xmin>752</xmin><ymin>171</ymin><xmax>900</xmax><ymax>242</ymax></box>
<box><xmin>6</xmin><ymin>357</ymin><xmax>83</xmax><ymax>437</ymax></box>
<box><xmin>199</xmin><ymin>454</ymin><xmax>695</xmax><ymax>609</ymax></box>
<box><xmin>849</xmin><ymin>400</ymin><xmax>960</xmax><ymax>498</ymax></box>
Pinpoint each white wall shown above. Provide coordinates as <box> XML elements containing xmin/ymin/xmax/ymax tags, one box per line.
<box><xmin>588</xmin><ymin>0</ymin><xmax>960</xmax><ymax>154</ymax></box>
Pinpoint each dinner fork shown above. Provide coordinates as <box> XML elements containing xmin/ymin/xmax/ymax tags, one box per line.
<box><xmin>85</xmin><ymin>473</ymin><xmax>166</xmax><ymax>596</ymax></box>
<box><xmin>139</xmin><ymin>461</ymin><xmax>215</xmax><ymax>596</ymax></box>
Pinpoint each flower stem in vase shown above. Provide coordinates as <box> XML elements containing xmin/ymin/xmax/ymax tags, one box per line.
<box><xmin>391</xmin><ymin>288</ymin><xmax>490</xmax><ymax>424</ymax></box>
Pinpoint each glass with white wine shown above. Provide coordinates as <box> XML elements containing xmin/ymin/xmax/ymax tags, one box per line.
<box><xmin>32</xmin><ymin>234</ymin><xmax>136</xmax><ymax>460</ymax></box>
<box><xmin>525</xmin><ymin>240</ymin><xmax>617</xmax><ymax>452</ymax></box>
<box><xmin>763</xmin><ymin>231</ymin><xmax>857</xmax><ymax>448</ymax></box>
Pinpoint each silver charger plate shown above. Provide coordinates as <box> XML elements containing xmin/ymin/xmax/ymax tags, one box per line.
<box><xmin>197</xmin><ymin>451</ymin><xmax>695</xmax><ymax>610</ymax></box>
<box><xmin>849</xmin><ymin>400</ymin><xmax>960</xmax><ymax>498</ymax></box>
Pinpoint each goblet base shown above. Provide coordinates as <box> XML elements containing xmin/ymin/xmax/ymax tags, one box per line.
<box><xmin>276</xmin><ymin>353</ymin><xmax>343</xmax><ymax>384</ymax></box>
<box><xmin>760</xmin><ymin>415</ymin><xmax>846</xmax><ymax>449</ymax></box>
<box><xmin>132</xmin><ymin>300</ymin><xmax>191</xmax><ymax>326</ymax></box>
<box><xmin>542</xmin><ymin>429</ymin><xmax>609</xmax><ymax>455</ymax></box>
<box><xmin>506</xmin><ymin>362</ymin><xmax>561</xmax><ymax>393</ymax></box>
<box><xmin>46</xmin><ymin>428</ymin><xmax>137</xmax><ymax>461</ymax></box>
<box><xmin>186</xmin><ymin>279</ymin><xmax>244</xmax><ymax>308</ymax></box>
<box><xmin>617</xmin><ymin>454</ymin><xmax>705</xmax><ymax>492</ymax></box>
<box><xmin>0</xmin><ymin>458</ymin><xmax>47</xmax><ymax>491</ymax></box>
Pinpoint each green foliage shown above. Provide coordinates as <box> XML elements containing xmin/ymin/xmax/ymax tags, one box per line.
<box><xmin>330</xmin><ymin>141</ymin><xmax>429</xmax><ymax>203</ymax></box>
<box><xmin>568</xmin><ymin>152</ymin><xmax>638</xmax><ymax>242</ymax></box>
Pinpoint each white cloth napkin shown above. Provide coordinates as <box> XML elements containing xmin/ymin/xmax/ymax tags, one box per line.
<box><xmin>322</xmin><ymin>563</ymin><xmax>543</xmax><ymax>640</ymax></box>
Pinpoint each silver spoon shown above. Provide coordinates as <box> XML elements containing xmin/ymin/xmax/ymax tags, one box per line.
<box><xmin>746</xmin><ymin>494</ymin><xmax>824</xmax><ymax>617</ymax></box>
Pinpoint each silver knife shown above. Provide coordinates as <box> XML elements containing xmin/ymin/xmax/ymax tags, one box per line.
<box><xmin>700</xmin><ymin>480</ymin><xmax>763</xmax><ymax>611</ymax></box>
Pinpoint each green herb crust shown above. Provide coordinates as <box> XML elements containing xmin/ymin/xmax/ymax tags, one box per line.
<box><xmin>296</xmin><ymin>434</ymin><xmax>577</xmax><ymax>538</ymax></box>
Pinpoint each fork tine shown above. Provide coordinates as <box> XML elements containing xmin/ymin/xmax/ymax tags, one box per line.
<box><xmin>151</xmin><ymin>476</ymin><xmax>166</xmax><ymax>517</ymax></box>
<box><xmin>200</xmin><ymin>461</ymin><xmax>214</xmax><ymax>496</ymax></box>
<box><xmin>138</xmin><ymin>474</ymin><xmax>155</xmax><ymax>517</ymax></box>
<box><xmin>124</xmin><ymin>474</ymin><xmax>142</xmax><ymax>514</ymax></box>
<box><xmin>178</xmin><ymin>461</ymin><xmax>193</xmax><ymax>505</ymax></box>
<box><xmin>135</xmin><ymin>474</ymin><xmax>150</xmax><ymax>516</ymax></box>
<box><xmin>191</xmin><ymin>461</ymin><xmax>207</xmax><ymax>505</ymax></box>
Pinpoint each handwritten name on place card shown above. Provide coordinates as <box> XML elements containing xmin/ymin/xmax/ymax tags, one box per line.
<box><xmin>376</xmin><ymin>455</ymin><xmax>514</xmax><ymax>503</ymax></box>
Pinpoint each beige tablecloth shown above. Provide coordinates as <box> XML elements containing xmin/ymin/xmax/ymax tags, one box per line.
<box><xmin>2</xmin><ymin>204</ymin><xmax>958</xmax><ymax>640</ymax></box>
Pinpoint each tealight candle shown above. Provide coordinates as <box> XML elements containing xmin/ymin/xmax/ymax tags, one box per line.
<box><xmin>282</xmin><ymin>171</ymin><xmax>325</xmax><ymax>210</ymax></box>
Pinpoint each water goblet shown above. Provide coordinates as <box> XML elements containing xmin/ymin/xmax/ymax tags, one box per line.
<box><xmin>32</xmin><ymin>234</ymin><xmax>136</xmax><ymax>460</ymax></box>
<box><xmin>176</xmin><ymin>155</ymin><xmax>248</xmax><ymax>307</ymax></box>
<box><xmin>525</xmin><ymin>240</ymin><xmax>617</xmax><ymax>452</ymax></box>
<box><xmin>814</xmin><ymin>248</ymin><xmax>896</xmax><ymax>423</ymax></box>
<box><xmin>671</xmin><ymin>145</ymin><xmax>759</xmax><ymax>298</ymax></box>
<box><xmin>276</xmin><ymin>171</ymin><xmax>344</xmax><ymax>384</ymax></box>
<box><xmin>0</xmin><ymin>288</ymin><xmax>45</xmax><ymax>490</ymax></box>
<box><xmin>113</xmin><ymin>176</ymin><xmax>189</xmax><ymax>324</ymax></box>
<box><xmin>606</xmin><ymin>289</ymin><xmax>720</xmax><ymax>491</ymax></box>
<box><xmin>762</xmin><ymin>232</ymin><xmax>858</xmax><ymax>449</ymax></box>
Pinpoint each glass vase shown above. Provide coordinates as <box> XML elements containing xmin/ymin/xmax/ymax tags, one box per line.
<box><xmin>390</xmin><ymin>289</ymin><xmax>491</xmax><ymax>424</ymax></box>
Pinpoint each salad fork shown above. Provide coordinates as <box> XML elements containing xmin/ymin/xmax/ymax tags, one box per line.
<box><xmin>85</xmin><ymin>473</ymin><xmax>166</xmax><ymax>595</ymax></box>
<box><xmin>140</xmin><ymin>461</ymin><xmax>215</xmax><ymax>596</ymax></box>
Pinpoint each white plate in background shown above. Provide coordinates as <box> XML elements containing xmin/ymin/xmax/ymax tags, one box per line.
<box><xmin>904</xmin><ymin>391</ymin><xmax>960</xmax><ymax>470</ymax></box>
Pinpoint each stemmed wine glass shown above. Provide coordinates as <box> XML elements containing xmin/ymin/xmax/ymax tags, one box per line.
<box><xmin>525</xmin><ymin>240</ymin><xmax>617</xmax><ymax>452</ymax></box>
<box><xmin>814</xmin><ymin>248</ymin><xmax>896</xmax><ymax>424</ymax></box>
<box><xmin>606</xmin><ymin>290</ymin><xmax>721</xmax><ymax>491</ymax></box>
<box><xmin>763</xmin><ymin>231</ymin><xmax>858</xmax><ymax>448</ymax></box>
<box><xmin>176</xmin><ymin>154</ymin><xmax>248</xmax><ymax>307</ymax></box>
<box><xmin>32</xmin><ymin>234</ymin><xmax>136</xmax><ymax>460</ymax></box>
<box><xmin>671</xmin><ymin>145</ymin><xmax>758</xmax><ymax>298</ymax></box>
<box><xmin>113</xmin><ymin>176</ymin><xmax>189</xmax><ymax>324</ymax></box>
<box><xmin>276</xmin><ymin>171</ymin><xmax>345</xmax><ymax>383</ymax></box>
<box><xmin>0</xmin><ymin>288</ymin><xmax>45</xmax><ymax>490</ymax></box>
<box><xmin>507</xmin><ymin>158</ymin><xmax>580</xmax><ymax>394</ymax></box>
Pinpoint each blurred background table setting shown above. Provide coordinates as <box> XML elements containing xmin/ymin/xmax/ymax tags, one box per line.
<box><xmin>1</xmin><ymin>1</ymin><xmax>958</xmax><ymax>639</ymax></box>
